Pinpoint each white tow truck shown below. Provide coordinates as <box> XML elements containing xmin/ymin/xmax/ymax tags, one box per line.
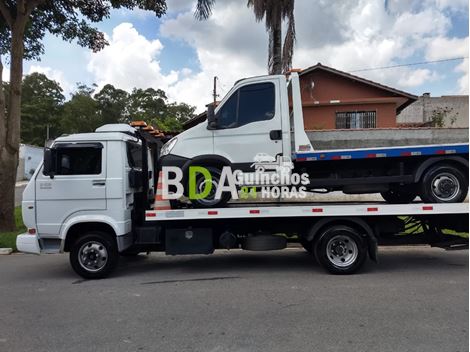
<box><xmin>160</xmin><ymin>71</ymin><xmax>468</xmax><ymax>207</ymax></box>
<box><xmin>16</xmin><ymin>123</ymin><xmax>468</xmax><ymax>279</ymax></box>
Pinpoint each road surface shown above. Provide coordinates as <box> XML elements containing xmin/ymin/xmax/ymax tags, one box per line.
<box><xmin>0</xmin><ymin>246</ymin><xmax>467</xmax><ymax>352</ymax></box>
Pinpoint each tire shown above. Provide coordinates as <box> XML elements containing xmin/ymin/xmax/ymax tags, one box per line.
<box><xmin>314</xmin><ymin>225</ymin><xmax>367</xmax><ymax>274</ymax></box>
<box><xmin>69</xmin><ymin>231</ymin><xmax>119</xmax><ymax>279</ymax></box>
<box><xmin>419</xmin><ymin>163</ymin><xmax>468</xmax><ymax>203</ymax></box>
<box><xmin>299</xmin><ymin>238</ymin><xmax>313</xmax><ymax>253</ymax></box>
<box><xmin>381</xmin><ymin>187</ymin><xmax>417</xmax><ymax>204</ymax></box>
<box><xmin>190</xmin><ymin>166</ymin><xmax>231</xmax><ymax>208</ymax></box>
<box><xmin>242</xmin><ymin>235</ymin><xmax>287</xmax><ymax>251</ymax></box>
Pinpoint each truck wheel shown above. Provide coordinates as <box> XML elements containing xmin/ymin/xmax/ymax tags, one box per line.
<box><xmin>381</xmin><ymin>187</ymin><xmax>417</xmax><ymax>204</ymax></box>
<box><xmin>419</xmin><ymin>164</ymin><xmax>468</xmax><ymax>203</ymax></box>
<box><xmin>191</xmin><ymin>166</ymin><xmax>231</xmax><ymax>208</ymax></box>
<box><xmin>314</xmin><ymin>225</ymin><xmax>367</xmax><ymax>274</ymax></box>
<box><xmin>69</xmin><ymin>231</ymin><xmax>119</xmax><ymax>279</ymax></box>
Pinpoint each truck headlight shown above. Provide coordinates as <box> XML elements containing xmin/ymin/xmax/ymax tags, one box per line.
<box><xmin>160</xmin><ymin>137</ymin><xmax>178</xmax><ymax>157</ymax></box>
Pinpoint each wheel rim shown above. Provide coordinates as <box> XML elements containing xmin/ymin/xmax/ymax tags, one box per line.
<box><xmin>431</xmin><ymin>172</ymin><xmax>460</xmax><ymax>201</ymax></box>
<box><xmin>78</xmin><ymin>241</ymin><xmax>108</xmax><ymax>272</ymax></box>
<box><xmin>326</xmin><ymin>234</ymin><xmax>358</xmax><ymax>267</ymax></box>
<box><xmin>196</xmin><ymin>176</ymin><xmax>220</xmax><ymax>206</ymax></box>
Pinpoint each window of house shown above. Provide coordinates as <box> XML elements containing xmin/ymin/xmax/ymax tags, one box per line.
<box><xmin>54</xmin><ymin>144</ymin><xmax>102</xmax><ymax>175</ymax></box>
<box><xmin>335</xmin><ymin>111</ymin><xmax>377</xmax><ymax>129</ymax></box>
<box><xmin>216</xmin><ymin>82</ymin><xmax>275</xmax><ymax>129</ymax></box>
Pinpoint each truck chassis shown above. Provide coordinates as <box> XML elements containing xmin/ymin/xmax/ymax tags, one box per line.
<box><xmin>58</xmin><ymin>201</ymin><xmax>469</xmax><ymax>279</ymax></box>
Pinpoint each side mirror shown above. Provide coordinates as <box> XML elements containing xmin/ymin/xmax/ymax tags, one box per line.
<box><xmin>43</xmin><ymin>148</ymin><xmax>56</xmax><ymax>179</ymax></box>
<box><xmin>129</xmin><ymin>169</ymin><xmax>143</xmax><ymax>188</ymax></box>
<box><xmin>207</xmin><ymin>104</ymin><xmax>217</xmax><ymax>129</ymax></box>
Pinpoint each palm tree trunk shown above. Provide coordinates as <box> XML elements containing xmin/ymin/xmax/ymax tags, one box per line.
<box><xmin>270</xmin><ymin>17</ymin><xmax>283</xmax><ymax>75</ymax></box>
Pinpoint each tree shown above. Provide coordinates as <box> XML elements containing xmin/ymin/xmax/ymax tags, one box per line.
<box><xmin>128</xmin><ymin>87</ymin><xmax>168</xmax><ymax>124</ymax></box>
<box><xmin>127</xmin><ymin>88</ymin><xmax>196</xmax><ymax>131</ymax></box>
<box><xmin>21</xmin><ymin>72</ymin><xmax>65</xmax><ymax>145</ymax></box>
<box><xmin>195</xmin><ymin>0</ymin><xmax>296</xmax><ymax>75</ymax></box>
<box><xmin>60</xmin><ymin>84</ymin><xmax>101</xmax><ymax>134</ymax></box>
<box><xmin>0</xmin><ymin>1</ymin><xmax>167</xmax><ymax>231</ymax></box>
<box><xmin>151</xmin><ymin>102</ymin><xmax>196</xmax><ymax>131</ymax></box>
<box><xmin>94</xmin><ymin>84</ymin><xmax>129</xmax><ymax>125</ymax></box>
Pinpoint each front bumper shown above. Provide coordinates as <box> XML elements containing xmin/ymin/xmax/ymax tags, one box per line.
<box><xmin>159</xmin><ymin>153</ymin><xmax>189</xmax><ymax>170</ymax></box>
<box><xmin>16</xmin><ymin>234</ymin><xmax>41</xmax><ymax>254</ymax></box>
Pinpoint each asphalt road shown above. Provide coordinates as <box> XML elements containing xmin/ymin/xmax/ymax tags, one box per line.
<box><xmin>0</xmin><ymin>247</ymin><xmax>468</xmax><ymax>352</ymax></box>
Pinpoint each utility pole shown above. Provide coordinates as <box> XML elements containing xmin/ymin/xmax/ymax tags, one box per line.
<box><xmin>213</xmin><ymin>76</ymin><xmax>218</xmax><ymax>105</ymax></box>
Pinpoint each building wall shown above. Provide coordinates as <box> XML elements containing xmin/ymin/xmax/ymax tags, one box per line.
<box><xmin>299</xmin><ymin>70</ymin><xmax>407</xmax><ymax>129</ymax></box>
<box><xmin>307</xmin><ymin>127</ymin><xmax>468</xmax><ymax>150</ymax></box>
<box><xmin>303</xmin><ymin>103</ymin><xmax>396</xmax><ymax>130</ymax></box>
<box><xmin>398</xmin><ymin>95</ymin><xmax>469</xmax><ymax>127</ymax></box>
<box><xmin>17</xmin><ymin>144</ymin><xmax>43</xmax><ymax>181</ymax></box>
<box><xmin>300</xmin><ymin>70</ymin><xmax>392</xmax><ymax>101</ymax></box>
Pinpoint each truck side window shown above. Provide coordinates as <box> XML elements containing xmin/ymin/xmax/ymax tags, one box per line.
<box><xmin>217</xmin><ymin>92</ymin><xmax>238</xmax><ymax>128</ymax></box>
<box><xmin>238</xmin><ymin>83</ymin><xmax>274</xmax><ymax>126</ymax></box>
<box><xmin>55</xmin><ymin>147</ymin><xmax>102</xmax><ymax>175</ymax></box>
<box><xmin>127</xmin><ymin>142</ymin><xmax>143</xmax><ymax>169</ymax></box>
<box><xmin>216</xmin><ymin>82</ymin><xmax>275</xmax><ymax>129</ymax></box>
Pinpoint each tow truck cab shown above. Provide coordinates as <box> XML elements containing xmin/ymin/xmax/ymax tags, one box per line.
<box><xmin>19</xmin><ymin>124</ymin><xmax>157</xmax><ymax>255</ymax></box>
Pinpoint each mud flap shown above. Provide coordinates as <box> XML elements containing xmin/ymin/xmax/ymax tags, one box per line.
<box><xmin>368</xmin><ymin>234</ymin><xmax>378</xmax><ymax>263</ymax></box>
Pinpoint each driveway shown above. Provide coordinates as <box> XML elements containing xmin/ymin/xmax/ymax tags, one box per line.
<box><xmin>0</xmin><ymin>246</ymin><xmax>467</xmax><ymax>352</ymax></box>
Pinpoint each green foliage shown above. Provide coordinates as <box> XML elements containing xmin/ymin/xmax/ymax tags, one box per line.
<box><xmin>94</xmin><ymin>84</ymin><xmax>130</xmax><ymax>124</ymax></box>
<box><xmin>127</xmin><ymin>87</ymin><xmax>168</xmax><ymax>122</ymax></box>
<box><xmin>0</xmin><ymin>207</ymin><xmax>25</xmax><ymax>251</ymax></box>
<box><xmin>61</xmin><ymin>83</ymin><xmax>101</xmax><ymax>134</ymax></box>
<box><xmin>20</xmin><ymin>74</ymin><xmax>196</xmax><ymax>146</ymax></box>
<box><xmin>21</xmin><ymin>73</ymin><xmax>65</xmax><ymax>145</ymax></box>
<box><xmin>430</xmin><ymin>106</ymin><xmax>458</xmax><ymax>128</ymax></box>
<box><xmin>0</xmin><ymin>1</ymin><xmax>167</xmax><ymax>61</ymax></box>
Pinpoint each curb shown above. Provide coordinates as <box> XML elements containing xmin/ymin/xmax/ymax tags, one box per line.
<box><xmin>0</xmin><ymin>248</ymin><xmax>13</xmax><ymax>255</ymax></box>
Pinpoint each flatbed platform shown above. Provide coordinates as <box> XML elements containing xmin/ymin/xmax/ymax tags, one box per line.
<box><xmin>145</xmin><ymin>202</ymin><xmax>469</xmax><ymax>221</ymax></box>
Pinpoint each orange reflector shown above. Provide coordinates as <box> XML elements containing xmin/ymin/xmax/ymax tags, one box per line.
<box><xmin>28</xmin><ymin>228</ymin><xmax>36</xmax><ymax>234</ymax></box>
<box><xmin>312</xmin><ymin>208</ymin><xmax>323</xmax><ymax>213</ymax></box>
<box><xmin>422</xmin><ymin>206</ymin><xmax>433</xmax><ymax>211</ymax></box>
<box><xmin>367</xmin><ymin>207</ymin><xmax>378</xmax><ymax>212</ymax></box>
<box><xmin>130</xmin><ymin>120</ymin><xmax>147</xmax><ymax>127</ymax></box>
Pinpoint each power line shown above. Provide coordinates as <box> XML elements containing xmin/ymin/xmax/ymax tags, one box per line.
<box><xmin>350</xmin><ymin>57</ymin><xmax>468</xmax><ymax>72</ymax></box>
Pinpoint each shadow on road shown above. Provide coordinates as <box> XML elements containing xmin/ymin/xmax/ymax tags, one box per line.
<box><xmin>113</xmin><ymin>247</ymin><xmax>468</xmax><ymax>279</ymax></box>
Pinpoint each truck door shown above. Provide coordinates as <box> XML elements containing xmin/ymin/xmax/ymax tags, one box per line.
<box><xmin>213</xmin><ymin>79</ymin><xmax>283</xmax><ymax>170</ymax></box>
<box><xmin>35</xmin><ymin>142</ymin><xmax>107</xmax><ymax>236</ymax></box>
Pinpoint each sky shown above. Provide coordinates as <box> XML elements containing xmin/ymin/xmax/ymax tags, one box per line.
<box><xmin>17</xmin><ymin>0</ymin><xmax>470</xmax><ymax>112</ymax></box>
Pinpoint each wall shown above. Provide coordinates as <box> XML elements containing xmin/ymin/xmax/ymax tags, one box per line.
<box><xmin>398</xmin><ymin>95</ymin><xmax>469</xmax><ymax>127</ymax></box>
<box><xmin>17</xmin><ymin>144</ymin><xmax>43</xmax><ymax>181</ymax></box>
<box><xmin>307</xmin><ymin>127</ymin><xmax>469</xmax><ymax>150</ymax></box>
<box><xmin>299</xmin><ymin>69</ymin><xmax>409</xmax><ymax>129</ymax></box>
<box><xmin>303</xmin><ymin>103</ymin><xmax>396</xmax><ymax>130</ymax></box>
<box><xmin>300</xmin><ymin>70</ymin><xmax>401</xmax><ymax>102</ymax></box>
